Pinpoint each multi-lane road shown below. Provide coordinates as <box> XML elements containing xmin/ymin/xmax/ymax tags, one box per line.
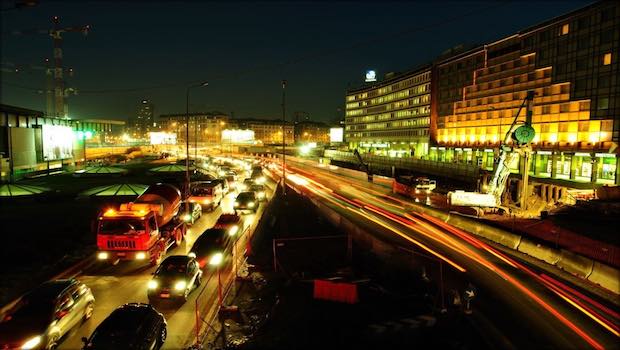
<box><xmin>57</xmin><ymin>181</ymin><xmax>271</xmax><ymax>350</ymax></box>
<box><xmin>269</xmin><ymin>155</ymin><xmax>619</xmax><ymax>350</ymax></box>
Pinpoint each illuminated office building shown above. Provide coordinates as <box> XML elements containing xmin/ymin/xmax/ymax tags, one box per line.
<box><xmin>228</xmin><ymin>118</ymin><xmax>294</xmax><ymax>145</ymax></box>
<box><xmin>345</xmin><ymin>67</ymin><xmax>432</xmax><ymax>158</ymax></box>
<box><xmin>433</xmin><ymin>1</ymin><xmax>619</xmax><ymax>185</ymax></box>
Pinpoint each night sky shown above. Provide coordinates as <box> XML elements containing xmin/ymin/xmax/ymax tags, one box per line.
<box><xmin>1</xmin><ymin>0</ymin><xmax>591</xmax><ymax>124</ymax></box>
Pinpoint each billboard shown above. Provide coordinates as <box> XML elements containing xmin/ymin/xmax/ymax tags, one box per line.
<box><xmin>149</xmin><ymin>132</ymin><xmax>177</xmax><ymax>145</ymax></box>
<box><xmin>42</xmin><ymin>125</ymin><xmax>74</xmax><ymax>160</ymax></box>
<box><xmin>222</xmin><ymin>129</ymin><xmax>255</xmax><ymax>144</ymax></box>
<box><xmin>329</xmin><ymin>128</ymin><xmax>344</xmax><ymax>143</ymax></box>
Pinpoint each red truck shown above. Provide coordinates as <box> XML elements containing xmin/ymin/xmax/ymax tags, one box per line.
<box><xmin>96</xmin><ymin>183</ymin><xmax>186</xmax><ymax>266</ymax></box>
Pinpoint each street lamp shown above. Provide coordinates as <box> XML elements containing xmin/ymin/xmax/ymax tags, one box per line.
<box><xmin>185</xmin><ymin>81</ymin><xmax>208</xmax><ymax>216</ymax></box>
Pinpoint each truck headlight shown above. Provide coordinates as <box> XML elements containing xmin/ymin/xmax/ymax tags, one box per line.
<box><xmin>21</xmin><ymin>336</ymin><xmax>41</xmax><ymax>350</ymax></box>
<box><xmin>97</xmin><ymin>252</ymin><xmax>109</xmax><ymax>260</ymax></box>
<box><xmin>174</xmin><ymin>281</ymin><xmax>187</xmax><ymax>291</ymax></box>
<box><xmin>135</xmin><ymin>252</ymin><xmax>147</xmax><ymax>260</ymax></box>
<box><xmin>248</xmin><ymin>202</ymin><xmax>255</xmax><ymax>208</ymax></box>
<box><xmin>148</xmin><ymin>280</ymin><xmax>158</xmax><ymax>290</ymax></box>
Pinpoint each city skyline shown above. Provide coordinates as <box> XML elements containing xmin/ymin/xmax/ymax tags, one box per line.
<box><xmin>1</xmin><ymin>1</ymin><xmax>590</xmax><ymax>123</ymax></box>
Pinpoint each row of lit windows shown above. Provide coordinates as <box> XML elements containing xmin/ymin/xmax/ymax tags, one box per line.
<box><xmin>346</xmin><ymin>129</ymin><xmax>430</xmax><ymax>139</ymax></box>
<box><xmin>346</xmin><ymin>96</ymin><xmax>430</xmax><ymax>117</ymax></box>
<box><xmin>346</xmin><ymin>117</ymin><xmax>430</xmax><ymax>131</ymax></box>
<box><xmin>347</xmin><ymin>106</ymin><xmax>431</xmax><ymax>123</ymax></box>
<box><xmin>346</xmin><ymin>72</ymin><xmax>431</xmax><ymax>102</ymax></box>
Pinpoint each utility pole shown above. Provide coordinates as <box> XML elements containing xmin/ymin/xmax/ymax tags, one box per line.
<box><xmin>281</xmin><ymin>80</ymin><xmax>287</xmax><ymax>195</ymax></box>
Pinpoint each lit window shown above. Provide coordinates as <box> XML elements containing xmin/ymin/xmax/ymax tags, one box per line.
<box><xmin>603</xmin><ymin>53</ymin><xmax>612</xmax><ymax>65</ymax></box>
<box><xmin>560</xmin><ymin>23</ymin><xmax>569</xmax><ymax>35</ymax></box>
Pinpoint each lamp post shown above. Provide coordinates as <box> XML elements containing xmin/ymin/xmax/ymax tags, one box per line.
<box><xmin>185</xmin><ymin>81</ymin><xmax>209</xmax><ymax>216</ymax></box>
<box><xmin>281</xmin><ymin>80</ymin><xmax>287</xmax><ymax>195</ymax></box>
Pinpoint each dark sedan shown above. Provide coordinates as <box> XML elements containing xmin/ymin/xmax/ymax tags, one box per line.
<box><xmin>147</xmin><ymin>256</ymin><xmax>202</xmax><ymax>303</ymax></box>
<box><xmin>82</xmin><ymin>303</ymin><xmax>166</xmax><ymax>350</ymax></box>
<box><xmin>0</xmin><ymin>279</ymin><xmax>95</xmax><ymax>350</ymax></box>
<box><xmin>188</xmin><ymin>228</ymin><xmax>233</xmax><ymax>269</ymax></box>
<box><xmin>234</xmin><ymin>191</ymin><xmax>259</xmax><ymax>213</ymax></box>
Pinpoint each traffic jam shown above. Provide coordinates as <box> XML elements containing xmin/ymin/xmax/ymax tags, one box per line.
<box><xmin>0</xmin><ymin>156</ymin><xmax>273</xmax><ymax>350</ymax></box>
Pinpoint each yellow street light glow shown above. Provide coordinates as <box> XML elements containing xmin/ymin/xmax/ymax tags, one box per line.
<box><xmin>209</xmin><ymin>252</ymin><xmax>224</xmax><ymax>266</ymax></box>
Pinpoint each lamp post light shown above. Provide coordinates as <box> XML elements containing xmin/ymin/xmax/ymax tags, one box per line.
<box><xmin>185</xmin><ymin>81</ymin><xmax>209</xmax><ymax>216</ymax></box>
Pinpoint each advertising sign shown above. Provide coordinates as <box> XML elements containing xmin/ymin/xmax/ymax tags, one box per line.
<box><xmin>42</xmin><ymin>125</ymin><xmax>74</xmax><ymax>160</ymax></box>
<box><xmin>329</xmin><ymin>127</ymin><xmax>344</xmax><ymax>143</ymax></box>
<box><xmin>149</xmin><ymin>132</ymin><xmax>177</xmax><ymax>145</ymax></box>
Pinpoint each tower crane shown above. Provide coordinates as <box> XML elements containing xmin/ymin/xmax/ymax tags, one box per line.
<box><xmin>11</xmin><ymin>16</ymin><xmax>90</xmax><ymax>118</ymax></box>
<box><xmin>1</xmin><ymin>59</ymin><xmax>75</xmax><ymax>117</ymax></box>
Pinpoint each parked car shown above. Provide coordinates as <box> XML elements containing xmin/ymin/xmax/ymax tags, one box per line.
<box><xmin>181</xmin><ymin>201</ymin><xmax>202</xmax><ymax>225</ymax></box>
<box><xmin>250</xmin><ymin>184</ymin><xmax>267</xmax><ymax>201</ymax></box>
<box><xmin>147</xmin><ymin>255</ymin><xmax>202</xmax><ymax>303</ymax></box>
<box><xmin>81</xmin><ymin>303</ymin><xmax>166</xmax><ymax>350</ymax></box>
<box><xmin>188</xmin><ymin>228</ymin><xmax>234</xmax><ymax>269</ymax></box>
<box><xmin>234</xmin><ymin>191</ymin><xmax>259</xmax><ymax>213</ymax></box>
<box><xmin>0</xmin><ymin>279</ymin><xmax>95</xmax><ymax>350</ymax></box>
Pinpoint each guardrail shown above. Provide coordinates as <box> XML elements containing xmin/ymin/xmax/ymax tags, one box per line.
<box><xmin>190</xmin><ymin>180</ymin><xmax>280</xmax><ymax>349</ymax></box>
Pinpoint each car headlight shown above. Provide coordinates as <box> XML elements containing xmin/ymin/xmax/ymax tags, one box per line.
<box><xmin>148</xmin><ymin>280</ymin><xmax>158</xmax><ymax>290</ymax></box>
<box><xmin>174</xmin><ymin>281</ymin><xmax>187</xmax><ymax>291</ymax></box>
<box><xmin>415</xmin><ymin>189</ymin><xmax>420</xmax><ymax>194</ymax></box>
<box><xmin>188</xmin><ymin>252</ymin><xmax>196</xmax><ymax>258</ymax></box>
<box><xmin>183</xmin><ymin>213</ymin><xmax>193</xmax><ymax>222</ymax></box>
<box><xmin>258</xmin><ymin>191</ymin><xmax>265</xmax><ymax>198</ymax></box>
<box><xmin>21</xmin><ymin>336</ymin><xmax>41</xmax><ymax>350</ymax></box>
<box><xmin>259</xmin><ymin>177</ymin><xmax>266</xmax><ymax>183</ymax></box>
<box><xmin>248</xmin><ymin>202</ymin><xmax>255</xmax><ymax>208</ymax></box>
<box><xmin>209</xmin><ymin>252</ymin><xmax>224</xmax><ymax>266</ymax></box>
<box><xmin>234</xmin><ymin>201</ymin><xmax>239</xmax><ymax>207</ymax></box>
<box><xmin>229</xmin><ymin>225</ymin><xmax>239</xmax><ymax>236</ymax></box>
<box><xmin>135</xmin><ymin>252</ymin><xmax>147</xmax><ymax>260</ymax></box>
<box><xmin>97</xmin><ymin>252</ymin><xmax>109</xmax><ymax>260</ymax></box>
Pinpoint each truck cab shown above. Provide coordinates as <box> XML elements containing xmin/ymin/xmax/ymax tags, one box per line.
<box><xmin>96</xmin><ymin>209</ymin><xmax>160</xmax><ymax>262</ymax></box>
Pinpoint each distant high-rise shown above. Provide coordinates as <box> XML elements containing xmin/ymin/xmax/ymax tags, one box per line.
<box><xmin>130</xmin><ymin>99</ymin><xmax>154</xmax><ymax>138</ymax></box>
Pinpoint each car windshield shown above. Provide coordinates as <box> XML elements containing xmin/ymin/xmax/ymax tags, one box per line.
<box><xmin>237</xmin><ymin>192</ymin><xmax>254</xmax><ymax>201</ymax></box>
<box><xmin>192</xmin><ymin>187</ymin><xmax>213</xmax><ymax>196</ymax></box>
<box><xmin>156</xmin><ymin>262</ymin><xmax>186</xmax><ymax>276</ymax></box>
<box><xmin>8</xmin><ymin>294</ymin><xmax>54</xmax><ymax>321</ymax></box>
<box><xmin>99</xmin><ymin>219</ymin><xmax>146</xmax><ymax>235</ymax></box>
